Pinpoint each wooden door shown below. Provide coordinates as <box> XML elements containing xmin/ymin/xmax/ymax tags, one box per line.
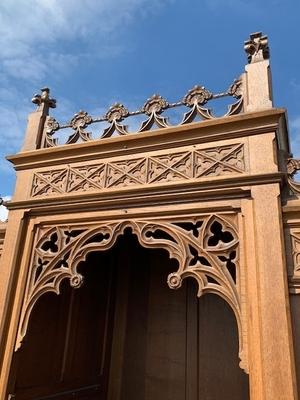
<box><xmin>9</xmin><ymin>231</ymin><xmax>249</xmax><ymax>399</ymax></box>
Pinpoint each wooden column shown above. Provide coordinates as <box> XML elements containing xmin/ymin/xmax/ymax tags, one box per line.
<box><xmin>0</xmin><ymin>210</ymin><xmax>29</xmax><ymax>398</ymax></box>
<box><xmin>245</xmin><ymin>184</ymin><xmax>298</xmax><ymax>399</ymax></box>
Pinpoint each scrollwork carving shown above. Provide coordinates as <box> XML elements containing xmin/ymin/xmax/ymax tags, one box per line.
<box><xmin>139</xmin><ymin>95</ymin><xmax>169</xmax><ymax>131</ymax></box>
<box><xmin>34</xmin><ymin>81</ymin><xmax>246</xmax><ymax>147</ymax></box>
<box><xmin>44</xmin><ymin>117</ymin><xmax>60</xmax><ymax>147</ymax></box>
<box><xmin>286</xmin><ymin>158</ymin><xmax>300</xmax><ymax>195</ymax></box>
<box><xmin>66</xmin><ymin>110</ymin><xmax>93</xmax><ymax>144</ymax></box>
<box><xmin>101</xmin><ymin>103</ymin><xmax>129</xmax><ymax>138</ymax></box>
<box><xmin>16</xmin><ymin>214</ymin><xmax>248</xmax><ymax>373</ymax></box>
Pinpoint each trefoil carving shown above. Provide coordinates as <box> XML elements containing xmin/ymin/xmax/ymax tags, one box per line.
<box><xmin>15</xmin><ymin>214</ymin><xmax>248</xmax><ymax>373</ymax></box>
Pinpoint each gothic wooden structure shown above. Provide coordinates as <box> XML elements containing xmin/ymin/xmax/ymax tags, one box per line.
<box><xmin>0</xmin><ymin>32</ymin><xmax>300</xmax><ymax>399</ymax></box>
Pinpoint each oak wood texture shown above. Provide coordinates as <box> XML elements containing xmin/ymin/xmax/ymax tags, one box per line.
<box><xmin>0</xmin><ymin>44</ymin><xmax>299</xmax><ymax>399</ymax></box>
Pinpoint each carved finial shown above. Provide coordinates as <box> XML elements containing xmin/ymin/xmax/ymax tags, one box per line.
<box><xmin>142</xmin><ymin>94</ymin><xmax>168</xmax><ymax>115</ymax></box>
<box><xmin>244</xmin><ymin>32</ymin><xmax>270</xmax><ymax>63</ymax></box>
<box><xmin>183</xmin><ymin>85</ymin><xmax>213</xmax><ymax>107</ymax></box>
<box><xmin>32</xmin><ymin>87</ymin><xmax>56</xmax><ymax>110</ymax></box>
<box><xmin>105</xmin><ymin>103</ymin><xmax>129</xmax><ymax>122</ymax></box>
<box><xmin>70</xmin><ymin>110</ymin><xmax>92</xmax><ymax>130</ymax></box>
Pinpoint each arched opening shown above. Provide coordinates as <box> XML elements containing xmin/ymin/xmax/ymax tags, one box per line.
<box><xmin>9</xmin><ymin>230</ymin><xmax>249</xmax><ymax>399</ymax></box>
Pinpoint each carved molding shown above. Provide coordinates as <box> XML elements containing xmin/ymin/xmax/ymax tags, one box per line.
<box><xmin>290</xmin><ymin>231</ymin><xmax>300</xmax><ymax>294</ymax></box>
<box><xmin>15</xmin><ymin>214</ymin><xmax>248</xmax><ymax>373</ymax></box>
<box><xmin>31</xmin><ymin>143</ymin><xmax>246</xmax><ymax>197</ymax></box>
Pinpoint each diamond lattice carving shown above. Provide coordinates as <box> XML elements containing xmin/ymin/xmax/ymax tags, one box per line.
<box><xmin>31</xmin><ymin>144</ymin><xmax>245</xmax><ymax>197</ymax></box>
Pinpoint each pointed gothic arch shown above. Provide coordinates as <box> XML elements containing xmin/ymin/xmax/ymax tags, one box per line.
<box><xmin>15</xmin><ymin>213</ymin><xmax>248</xmax><ymax>373</ymax></box>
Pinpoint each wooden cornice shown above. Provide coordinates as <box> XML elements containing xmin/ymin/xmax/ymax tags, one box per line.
<box><xmin>7</xmin><ymin>109</ymin><xmax>286</xmax><ymax>171</ymax></box>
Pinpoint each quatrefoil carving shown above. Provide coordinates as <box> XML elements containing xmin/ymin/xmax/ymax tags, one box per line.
<box><xmin>16</xmin><ymin>214</ymin><xmax>248</xmax><ymax>373</ymax></box>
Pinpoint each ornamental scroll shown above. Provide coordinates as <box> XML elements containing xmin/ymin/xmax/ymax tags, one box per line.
<box><xmin>16</xmin><ymin>214</ymin><xmax>248</xmax><ymax>373</ymax></box>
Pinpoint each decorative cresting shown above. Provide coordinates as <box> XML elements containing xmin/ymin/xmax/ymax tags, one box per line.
<box><xmin>244</xmin><ymin>31</ymin><xmax>270</xmax><ymax>63</ymax></box>
<box><xmin>15</xmin><ymin>214</ymin><xmax>248</xmax><ymax>372</ymax></box>
<box><xmin>31</xmin><ymin>143</ymin><xmax>246</xmax><ymax>197</ymax></box>
<box><xmin>287</xmin><ymin>158</ymin><xmax>300</xmax><ymax>194</ymax></box>
<box><xmin>36</xmin><ymin>77</ymin><xmax>244</xmax><ymax>148</ymax></box>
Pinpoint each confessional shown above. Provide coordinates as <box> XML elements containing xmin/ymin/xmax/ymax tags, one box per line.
<box><xmin>0</xmin><ymin>32</ymin><xmax>299</xmax><ymax>399</ymax></box>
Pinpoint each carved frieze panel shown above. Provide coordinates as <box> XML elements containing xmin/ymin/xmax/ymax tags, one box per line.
<box><xmin>16</xmin><ymin>213</ymin><xmax>248</xmax><ymax>373</ymax></box>
<box><xmin>31</xmin><ymin>143</ymin><xmax>246</xmax><ymax>197</ymax></box>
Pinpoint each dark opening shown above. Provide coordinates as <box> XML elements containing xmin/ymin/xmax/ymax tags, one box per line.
<box><xmin>9</xmin><ymin>231</ymin><xmax>249</xmax><ymax>400</ymax></box>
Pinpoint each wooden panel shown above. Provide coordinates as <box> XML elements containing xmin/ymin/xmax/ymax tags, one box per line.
<box><xmin>290</xmin><ymin>295</ymin><xmax>300</xmax><ymax>393</ymax></box>
<box><xmin>114</xmin><ymin>234</ymin><xmax>249</xmax><ymax>400</ymax></box>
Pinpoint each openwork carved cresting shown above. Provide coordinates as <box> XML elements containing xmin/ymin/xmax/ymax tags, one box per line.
<box><xmin>33</xmin><ymin>78</ymin><xmax>244</xmax><ymax>148</ymax></box>
<box><xmin>16</xmin><ymin>214</ymin><xmax>248</xmax><ymax>372</ymax></box>
<box><xmin>31</xmin><ymin>143</ymin><xmax>246</xmax><ymax>197</ymax></box>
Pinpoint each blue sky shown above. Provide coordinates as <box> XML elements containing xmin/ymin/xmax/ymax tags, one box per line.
<box><xmin>1</xmin><ymin>0</ymin><xmax>300</xmax><ymax>202</ymax></box>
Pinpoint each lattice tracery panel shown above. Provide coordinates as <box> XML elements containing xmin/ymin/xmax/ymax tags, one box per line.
<box><xmin>16</xmin><ymin>214</ymin><xmax>248</xmax><ymax>372</ymax></box>
<box><xmin>31</xmin><ymin>143</ymin><xmax>245</xmax><ymax>197</ymax></box>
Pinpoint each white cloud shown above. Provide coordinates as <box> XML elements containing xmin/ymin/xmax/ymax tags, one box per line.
<box><xmin>0</xmin><ymin>0</ymin><xmax>173</xmax><ymax>184</ymax></box>
<box><xmin>0</xmin><ymin>0</ymin><xmax>172</xmax><ymax>81</ymax></box>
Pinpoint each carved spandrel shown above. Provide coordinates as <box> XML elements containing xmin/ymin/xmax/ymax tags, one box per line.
<box><xmin>31</xmin><ymin>143</ymin><xmax>246</xmax><ymax>197</ymax></box>
<box><xmin>15</xmin><ymin>213</ymin><xmax>248</xmax><ymax>373</ymax></box>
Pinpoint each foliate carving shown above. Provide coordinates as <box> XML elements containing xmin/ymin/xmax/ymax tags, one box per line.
<box><xmin>142</xmin><ymin>94</ymin><xmax>168</xmax><ymax>115</ymax></box>
<box><xmin>15</xmin><ymin>214</ymin><xmax>248</xmax><ymax>372</ymax></box>
<box><xmin>287</xmin><ymin>158</ymin><xmax>300</xmax><ymax>176</ymax></box>
<box><xmin>32</xmin><ymin>87</ymin><xmax>56</xmax><ymax>109</ymax></box>
<box><xmin>102</xmin><ymin>103</ymin><xmax>129</xmax><ymax>138</ymax></box>
<box><xmin>67</xmin><ymin>110</ymin><xmax>93</xmax><ymax>144</ymax></box>
<box><xmin>36</xmin><ymin>82</ymin><xmax>246</xmax><ymax>147</ymax></box>
<box><xmin>183</xmin><ymin>86</ymin><xmax>213</xmax><ymax>107</ymax></box>
<box><xmin>105</xmin><ymin>103</ymin><xmax>129</xmax><ymax>122</ymax></box>
<box><xmin>31</xmin><ymin>143</ymin><xmax>246</xmax><ymax>197</ymax></box>
<box><xmin>139</xmin><ymin>95</ymin><xmax>169</xmax><ymax>132</ymax></box>
<box><xmin>244</xmin><ymin>32</ymin><xmax>270</xmax><ymax>63</ymax></box>
<box><xmin>286</xmin><ymin>158</ymin><xmax>300</xmax><ymax>195</ymax></box>
<box><xmin>291</xmin><ymin>232</ymin><xmax>300</xmax><ymax>274</ymax></box>
<box><xmin>44</xmin><ymin>117</ymin><xmax>60</xmax><ymax>147</ymax></box>
<box><xmin>228</xmin><ymin>79</ymin><xmax>243</xmax><ymax>99</ymax></box>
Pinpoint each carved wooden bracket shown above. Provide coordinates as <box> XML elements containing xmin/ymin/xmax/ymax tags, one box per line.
<box><xmin>16</xmin><ymin>214</ymin><xmax>248</xmax><ymax>372</ymax></box>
